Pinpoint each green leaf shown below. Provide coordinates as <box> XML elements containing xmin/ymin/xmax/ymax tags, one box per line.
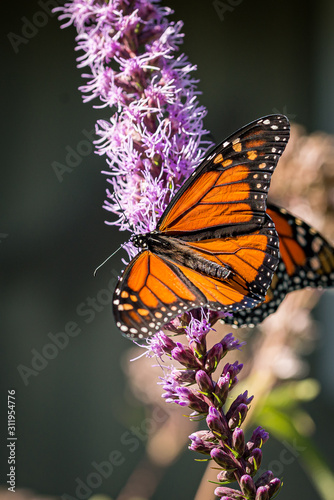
<box><xmin>264</xmin><ymin>379</ymin><xmax>320</xmax><ymax>410</ymax></box>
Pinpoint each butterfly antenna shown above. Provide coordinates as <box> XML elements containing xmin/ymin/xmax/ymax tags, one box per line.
<box><xmin>94</xmin><ymin>197</ymin><xmax>136</xmax><ymax>276</ymax></box>
<box><xmin>114</xmin><ymin>195</ymin><xmax>135</xmax><ymax>233</ymax></box>
<box><xmin>93</xmin><ymin>246</ymin><xmax>122</xmax><ymax>276</ymax></box>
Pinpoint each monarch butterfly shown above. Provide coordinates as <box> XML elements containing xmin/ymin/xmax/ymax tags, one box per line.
<box><xmin>113</xmin><ymin>114</ymin><xmax>290</xmax><ymax>338</ymax></box>
<box><xmin>223</xmin><ymin>203</ymin><xmax>334</xmax><ymax>328</ymax></box>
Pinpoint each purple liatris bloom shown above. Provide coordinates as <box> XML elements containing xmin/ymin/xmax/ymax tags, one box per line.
<box><xmin>152</xmin><ymin>313</ymin><xmax>281</xmax><ymax>498</ymax></box>
<box><xmin>55</xmin><ymin>0</ymin><xmax>213</xmax><ymax>240</ymax></box>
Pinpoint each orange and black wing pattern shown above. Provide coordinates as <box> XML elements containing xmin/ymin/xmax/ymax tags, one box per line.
<box><xmin>113</xmin><ymin>115</ymin><xmax>290</xmax><ymax>338</ymax></box>
<box><xmin>158</xmin><ymin>115</ymin><xmax>290</xmax><ymax>237</ymax></box>
<box><xmin>113</xmin><ymin>218</ymin><xmax>279</xmax><ymax>338</ymax></box>
<box><xmin>113</xmin><ymin>250</ymin><xmax>204</xmax><ymax>337</ymax></box>
<box><xmin>176</xmin><ymin>217</ymin><xmax>279</xmax><ymax>301</ymax></box>
<box><xmin>224</xmin><ymin>203</ymin><xmax>334</xmax><ymax>328</ymax></box>
<box><xmin>113</xmin><ymin>247</ymin><xmax>260</xmax><ymax>338</ymax></box>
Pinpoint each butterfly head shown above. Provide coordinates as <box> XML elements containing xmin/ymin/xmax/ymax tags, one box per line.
<box><xmin>130</xmin><ymin>233</ymin><xmax>149</xmax><ymax>249</ymax></box>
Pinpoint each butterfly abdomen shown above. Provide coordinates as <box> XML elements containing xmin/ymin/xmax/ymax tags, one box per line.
<box><xmin>147</xmin><ymin>234</ymin><xmax>233</xmax><ymax>280</ymax></box>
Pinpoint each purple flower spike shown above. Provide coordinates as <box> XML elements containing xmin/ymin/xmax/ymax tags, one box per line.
<box><xmin>186</xmin><ymin>311</ymin><xmax>211</xmax><ymax>342</ymax></box>
<box><xmin>56</xmin><ymin>0</ymin><xmax>212</xmax><ymax>236</ymax></box>
<box><xmin>151</xmin><ymin>318</ymin><xmax>277</xmax><ymax>499</ymax></box>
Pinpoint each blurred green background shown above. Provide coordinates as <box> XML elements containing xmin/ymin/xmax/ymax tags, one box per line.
<box><xmin>2</xmin><ymin>0</ymin><xmax>334</xmax><ymax>499</ymax></box>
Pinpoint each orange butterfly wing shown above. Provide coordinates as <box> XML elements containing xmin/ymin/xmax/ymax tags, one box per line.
<box><xmin>113</xmin><ymin>251</ymin><xmax>202</xmax><ymax>337</ymax></box>
<box><xmin>178</xmin><ymin>218</ymin><xmax>278</xmax><ymax>300</ymax></box>
<box><xmin>224</xmin><ymin>204</ymin><xmax>334</xmax><ymax>328</ymax></box>
<box><xmin>158</xmin><ymin>115</ymin><xmax>290</xmax><ymax>236</ymax></box>
<box><xmin>113</xmin><ymin>218</ymin><xmax>278</xmax><ymax>338</ymax></box>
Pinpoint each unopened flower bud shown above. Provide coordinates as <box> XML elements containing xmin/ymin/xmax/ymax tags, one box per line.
<box><xmin>222</xmin><ymin>361</ymin><xmax>243</xmax><ymax>389</ymax></box>
<box><xmin>268</xmin><ymin>477</ymin><xmax>281</xmax><ymax>496</ymax></box>
<box><xmin>216</xmin><ymin>470</ymin><xmax>236</xmax><ymax>483</ymax></box>
<box><xmin>205</xmin><ymin>342</ymin><xmax>224</xmax><ymax>372</ymax></box>
<box><xmin>172</xmin><ymin>369</ymin><xmax>196</xmax><ymax>384</ymax></box>
<box><xmin>246</xmin><ymin>427</ymin><xmax>269</xmax><ymax>453</ymax></box>
<box><xmin>249</xmin><ymin>448</ymin><xmax>262</xmax><ymax>471</ymax></box>
<box><xmin>226</xmin><ymin>391</ymin><xmax>253</xmax><ymax>422</ymax></box>
<box><xmin>206</xmin><ymin>407</ymin><xmax>227</xmax><ymax>438</ymax></box>
<box><xmin>211</xmin><ymin>448</ymin><xmax>236</xmax><ymax>470</ymax></box>
<box><xmin>255</xmin><ymin>471</ymin><xmax>274</xmax><ymax>488</ymax></box>
<box><xmin>176</xmin><ymin>387</ymin><xmax>208</xmax><ymax>413</ymax></box>
<box><xmin>240</xmin><ymin>474</ymin><xmax>256</xmax><ymax>497</ymax></box>
<box><xmin>188</xmin><ymin>430</ymin><xmax>216</xmax><ymax>454</ymax></box>
<box><xmin>214</xmin><ymin>486</ymin><xmax>245</xmax><ymax>499</ymax></box>
<box><xmin>232</xmin><ymin>427</ymin><xmax>245</xmax><ymax>456</ymax></box>
<box><xmin>171</xmin><ymin>343</ymin><xmax>199</xmax><ymax>368</ymax></box>
<box><xmin>157</xmin><ymin>333</ymin><xmax>177</xmax><ymax>352</ymax></box>
<box><xmin>214</xmin><ymin>374</ymin><xmax>230</xmax><ymax>406</ymax></box>
<box><xmin>196</xmin><ymin>370</ymin><xmax>214</xmax><ymax>395</ymax></box>
<box><xmin>220</xmin><ymin>332</ymin><xmax>244</xmax><ymax>352</ymax></box>
<box><xmin>228</xmin><ymin>403</ymin><xmax>248</xmax><ymax>429</ymax></box>
<box><xmin>255</xmin><ymin>486</ymin><xmax>269</xmax><ymax>500</ymax></box>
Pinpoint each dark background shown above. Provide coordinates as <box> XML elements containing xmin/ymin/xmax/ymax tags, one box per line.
<box><xmin>2</xmin><ymin>0</ymin><xmax>334</xmax><ymax>499</ymax></box>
